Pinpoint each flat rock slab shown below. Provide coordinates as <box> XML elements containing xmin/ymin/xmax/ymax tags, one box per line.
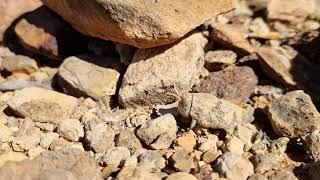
<box><xmin>7</xmin><ymin>87</ymin><xmax>79</xmax><ymax>124</ymax></box>
<box><xmin>41</xmin><ymin>0</ymin><xmax>235</xmax><ymax>48</ymax></box>
<box><xmin>0</xmin><ymin>149</ymin><xmax>102</xmax><ymax>180</ymax></box>
<box><xmin>57</xmin><ymin>56</ymin><xmax>120</xmax><ymax>100</ymax></box>
<box><xmin>194</xmin><ymin>66</ymin><xmax>258</xmax><ymax>103</ymax></box>
<box><xmin>119</xmin><ymin>32</ymin><xmax>207</xmax><ymax>108</ymax></box>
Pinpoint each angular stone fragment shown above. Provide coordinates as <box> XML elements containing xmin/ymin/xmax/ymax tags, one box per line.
<box><xmin>136</xmin><ymin>114</ymin><xmax>177</xmax><ymax>150</ymax></box>
<box><xmin>178</xmin><ymin>93</ymin><xmax>254</xmax><ymax>132</ymax></box>
<box><xmin>268</xmin><ymin>90</ymin><xmax>320</xmax><ymax>138</ymax></box>
<box><xmin>100</xmin><ymin>147</ymin><xmax>131</xmax><ymax>167</ymax></box>
<box><xmin>267</xmin><ymin>0</ymin><xmax>315</xmax><ymax>23</ymax></box>
<box><xmin>27</xmin><ymin>146</ymin><xmax>45</xmax><ymax>158</ymax></box>
<box><xmin>202</xmin><ymin>149</ymin><xmax>221</xmax><ymax>164</ymax></box>
<box><xmin>0</xmin><ymin>46</ymin><xmax>15</xmax><ymax>60</ymax></box>
<box><xmin>119</xmin><ymin>33</ymin><xmax>207</xmax><ymax>108</ymax></box>
<box><xmin>84</xmin><ymin>121</ymin><xmax>115</xmax><ymax>153</ymax></box>
<box><xmin>2</xmin><ymin>55</ymin><xmax>38</xmax><ymax>74</ymax></box>
<box><xmin>14</xmin><ymin>6</ymin><xmax>84</xmax><ymax>59</ymax></box>
<box><xmin>0</xmin><ymin>0</ymin><xmax>42</xmax><ymax>42</ymax></box>
<box><xmin>115</xmin><ymin>129</ymin><xmax>143</xmax><ymax>151</ymax></box>
<box><xmin>41</xmin><ymin>0</ymin><xmax>235</xmax><ymax>48</ymax></box>
<box><xmin>194</xmin><ymin>66</ymin><xmax>258</xmax><ymax>103</ymax></box>
<box><xmin>57</xmin><ymin>119</ymin><xmax>84</xmax><ymax>142</ymax></box>
<box><xmin>49</xmin><ymin>138</ymin><xmax>84</xmax><ymax>151</ymax></box>
<box><xmin>12</xmin><ymin>135</ymin><xmax>40</xmax><ymax>152</ymax></box>
<box><xmin>137</xmin><ymin>150</ymin><xmax>166</xmax><ymax>171</ymax></box>
<box><xmin>224</xmin><ymin>136</ymin><xmax>245</xmax><ymax>155</ymax></box>
<box><xmin>170</xmin><ymin>149</ymin><xmax>195</xmax><ymax>173</ymax></box>
<box><xmin>175</xmin><ymin>131</ymin><xmax>196</xmax><ymax>152</ymax></box>
<box><xmin>0</xmin><ymin>149</ymin><xmax>102</xmax><ymax>180</ymax></box>
<box><xmin>57</xmin><ymin>56</ymin><xmax>120</xmax><ymax>100</ymax></box>
<box><xmin>304</xmin><ymin>129</ymin><xmax>320</xmax><ymax>161</ymax></box>
<box><xmin>210</xmin><ymin>22</ymin><xmax>254</xmax><ymax>54</ymax></box>
<box><xmin>40</xmin><ymin>132</ymin><xmax>59</xmax><ymax>149</ymax></box>
<box><xmin>257</xmin><ymin>46</ymin><xmax>297</xmax><ymax>86</ymax></box>
<box><xmin>7</xmin><ymin>87</ymin><xmax>78</xmax><ymax>124</ymax></box>
<box><xmin>216</xmin><ymin>152</ymin><xmax>254</xmax><ymax>180</ymax></box>
<box><xmin>204</xmin><ymin>50</ymin><xmax>237</xmax><ymax>71</ymax></box>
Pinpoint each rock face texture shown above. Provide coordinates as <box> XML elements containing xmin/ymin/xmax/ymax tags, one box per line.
<box><xmin>0</xmin><ymin>150</ymin><xmax>102</xmax><ymax>180</ymax></box>
<box><xmin>268</xmin><ymin>90</ymin><xmax>320</xmax><ymax>138</ymax></box>
<box><xmin>178</xmin><ymin>93</ymin><xmax>254</xmax><ymax>132</ymax></box>
<box><xmin>119</xmin><ymin>33</ymin><xmax>207</xmax><ymax>108</ymax></box>
<box><xmin>40</xmin><ymin>0</ymin><xmax>235</xmax><ymax>48</ymax></box>
<box><xmin>7</xmin><ymin>87</ymin><xmax>78</xmax><ymax>124</ymax></box>
<box><xmin>136</xmin><ymin>114</ymin><xmax>177</xmax><ymax>150</ymax></box>
<box><xmin>194</xmin><ymin>66</ymin><xmax>258</xmax><ymax>103</ymax></box>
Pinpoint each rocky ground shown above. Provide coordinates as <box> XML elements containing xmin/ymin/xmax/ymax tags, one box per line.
<box><xmin>1</xmin><ymin>0</ymin><xmax>320</xmax><ymax>179</ymax></box>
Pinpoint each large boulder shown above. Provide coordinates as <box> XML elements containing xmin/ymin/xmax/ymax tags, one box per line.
<box><xmin>41</xmin><ymin>0</ymin><xmax>235</xmax><ymax>48</ymax></box>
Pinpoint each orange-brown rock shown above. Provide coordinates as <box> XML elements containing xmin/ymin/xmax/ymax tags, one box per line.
<box><xmin>41</xmin><ymin>0</ymin><xmax>235</xmax><ymax>48</ymax></box>
<box><xmin>0</xmin><ymin>0</ymin><xmax>42</xmax><ymax>42</ymax></box>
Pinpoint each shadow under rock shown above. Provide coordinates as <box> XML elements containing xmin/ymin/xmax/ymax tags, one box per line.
<box><xmin>130</xmin><ymin>30</ymin><xmax>201</xmax><ymax>64</ymax></box>
<box><xmin>3</xmin><ymin>6</ymin><xmax>90</xmax><ymax>61</ymax></box>
<box><xmin>290</xmin><ymin>48</ymin><xmax>320</xmax><ymax>107</ymax></box>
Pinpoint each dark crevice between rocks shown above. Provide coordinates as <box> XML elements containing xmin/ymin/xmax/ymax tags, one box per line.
<box><xmin>290</xmin><ymin>32</ymin><xmax>320</xmax><ymax>108</ymax></box>
<box><xmin>252</xmin><ymin>108</ymin><xmax>278</xmax><ymax>140</ymax></box>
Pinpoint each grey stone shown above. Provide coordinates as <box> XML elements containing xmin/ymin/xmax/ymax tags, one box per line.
<box><xmin>115</xmin><ymin>129</ymin><xmax>143</xmax><ymax>151</ymax></box>
<box><xmin>84</xmin><ymin>121</ymin><xmax>115</xmax><ymax>153</ymax></box>
<box><xmin>49</xmin><ymin>138</ymin><xmax>84</xmax><ymax>151</ymax></box>
<box><xmin>57</xmin><ymin>119</ymin><xmax>84</xmax><ymax>142</ymax></box>
<box><xmin>178</xmin><ymin>93</ymin><xmax>254</xmax><ymax>131</ymax></box>
<box><xmin>268</xmin><ymin>90</ymin><xmax>320</xmax><ymax>138</ymax></box>
<box><xmin>170</xmin><ymin>149</ymin><xmax>194</xmax><ymax>172</ymax></box>
<box><xmin>215</xmin><ymin>152</ymin><xmax>254</xmax><ymax>180</ymax></box>
<box><xmin>137</xmin><ymin>151</ymin><xmax>166</xmax><ymax>171</ymax></box>
<box><xmin>100</xmin><ymin>147</ymin><xmax>131</xmax><ymax>167</ymax></box>
<box><xmin>304</xmin><ymin>129</ymin><xmax>320</xmax><ymax>161</ymax></box>
<box><xmin>136</xmin><ymin>114</ymin><xmax>177</xmax><ymax>150</ymax></box>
